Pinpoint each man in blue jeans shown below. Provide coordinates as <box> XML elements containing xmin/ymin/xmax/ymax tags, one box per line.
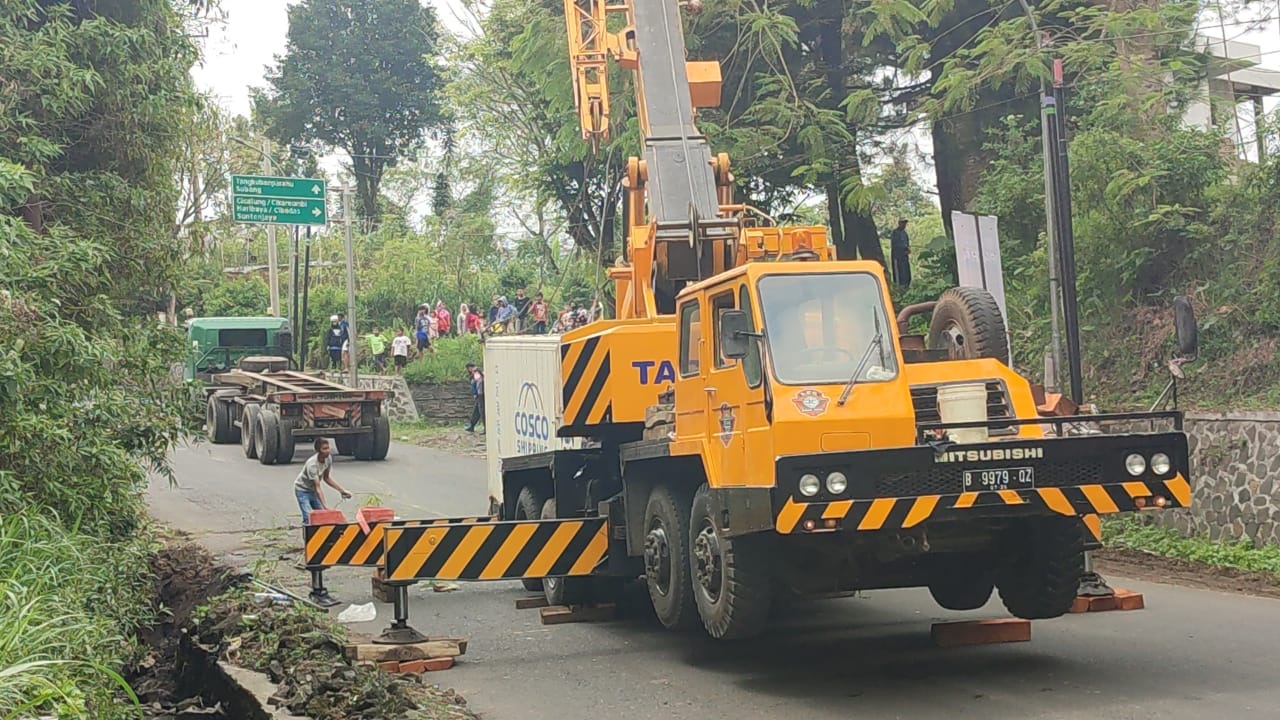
<box><xmin>294</xmin><ymin>437</ymin><xmax>352</xmax><ymax>524</ymax></box>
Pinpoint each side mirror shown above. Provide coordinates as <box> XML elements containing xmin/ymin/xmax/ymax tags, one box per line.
<box><xmin>719</xmin><ymin>309</ymin><xmax>751</xmax><ymax>360</ymax></box>
<box><xmin>1173</xmin><ymin>296</ymin><xmax>1198</xmax><ymax>358</ymax></box>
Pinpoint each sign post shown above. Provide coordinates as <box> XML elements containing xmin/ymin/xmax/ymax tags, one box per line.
<box><xmin>230</xmin><ymin>175</ymin><xmax>328</xmax><ymax>226</ymax></box>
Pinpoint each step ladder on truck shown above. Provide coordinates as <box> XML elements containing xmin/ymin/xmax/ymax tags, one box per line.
<box><xmin>203</xmin><ymin>356</ymin><xmax>391</xmax><ymax>464</ymax></box>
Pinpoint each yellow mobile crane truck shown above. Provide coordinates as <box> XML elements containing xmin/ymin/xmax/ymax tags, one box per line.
<box><xmin>456</xmin><ymin>0</ymin><xmax>1195</xmax><ymax>640</ymax></box>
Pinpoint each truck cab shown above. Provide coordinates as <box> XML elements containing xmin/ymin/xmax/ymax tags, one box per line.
<box><xmin>184</xmin><ymin>316</ymin><xmax>293</xmax><ymax>383</ymax></box>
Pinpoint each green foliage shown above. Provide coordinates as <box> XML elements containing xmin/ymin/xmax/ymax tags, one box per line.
<box><xmin>402</xmin><ymin>336</ymin><xmax>482</xmax><ymax>384</ymax></box>
<box><xmin>257</xmin><ymin>0</ymin><xmax>447</xmax><ymax>221</ymax></box>
<box><xmin>0</xmin><ymin>512</ymin><xmax>153</xmax><ymax>719</ymax></box>
<box><xmin>1104</xmin><ymin>515</ymin><xmax>1280</xmax><ymax>575</ymax></box>
<box><xmin>199</xmin><ymin>277</ymin><xmax>271</xmax><ymax>317</ymax></box>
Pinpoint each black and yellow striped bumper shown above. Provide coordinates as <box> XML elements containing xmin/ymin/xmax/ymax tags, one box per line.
<box><xmin>773</xmin><ymin>432</ymin><xmax>1190</xmax><ymax>534</ymax></box>
<box><xmin>775</xmin><ymin>475</ymin><xmax>1190</xmax><ymax>533</ymax></box>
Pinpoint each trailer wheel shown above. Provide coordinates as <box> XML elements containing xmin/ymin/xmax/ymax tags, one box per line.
<box><xmin>515</xmin><ymin>486</ymin><xmax>547</xmax><ymax>592</ymax></box>
<box><xmin>688</xmin><ymin>484</ymin><xmax>773</xmax><ymax>639</ymax></box>
<box><xmin>927</xmin><ymin>286</ymin><xmax>1010</xmax><ymax>365</ymax></box>
<box><xmin>256</xmin><ymin>410</ymin><xmax>281</xmax><ymax>465</ymax></box>
<box><xmin>240</xmin><ymin>404</ymin><xmax>261</xmax><ymax>459</ymax></box>
<box><xmin>353</xmin><ymin>427</ymin><xmax>375</xmax><ymax>460</ymax></box>
<box><xmin>928</xmin><ymin>561</ymin><xmax>994</xmax><ymax>611</ymax></box>
<box><xmin>206</xmin><ymin>395</ymin><xmax>233</xmax><ymax>444</ymax></box>
<box><xmin>540</xmin><ymin>499</ymin><xmax>587</xmax><ymax>606</ymax></box>
<box><xmin>335</xmin><ymin>437</ymin><xmax>355</xmax><ymax>456</ymax></box>
<box><xmin>995</xmin><ymin>517</ymin><xmax>1084</xmax><ymax>619</ymax></box>
<box><xmin>643</xmin><ymin>485</ymin><xmax>697</xmax><ymax>630</ymax></box>
<box><xmin>275</xmin><ymin>416</ymin><xmax>297</xmax><ymax>464</ymax></box>
<box><xmin>370</xmin><ymin>416</ymin><xmax>391</xmax><ymax>461</ymax></box>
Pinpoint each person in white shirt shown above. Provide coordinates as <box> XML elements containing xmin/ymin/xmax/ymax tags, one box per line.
<box><xmin>294</xmin><ymin>438</ymin><xmax>351</xmax><ymax>525</ymax></box>
<box><xmin>391</xmin><ymin>327</ymin><xmax>411</xmax><ymax>375</ymax></box>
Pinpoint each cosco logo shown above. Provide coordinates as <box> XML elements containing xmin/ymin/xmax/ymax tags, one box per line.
<box><xmin>515</xmin><ymin>411</ymin><xmax>550</xmax><ymax>440</ymax></box>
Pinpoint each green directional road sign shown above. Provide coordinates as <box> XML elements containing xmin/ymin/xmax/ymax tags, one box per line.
<box><xmin>230</xmin><ymin>174</ymin><xmax>327</xmax><ymax>225</ymax></box>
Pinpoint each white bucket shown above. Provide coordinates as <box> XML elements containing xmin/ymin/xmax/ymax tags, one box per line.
<box><xmin>937</xmin><ymin>383</ymin><xmax>990</xmax><ymax>444</ymax></box>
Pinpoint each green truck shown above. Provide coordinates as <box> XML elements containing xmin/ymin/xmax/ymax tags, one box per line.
<box><xmin>184</xmin><ymin>316</ymin><xmax>294</xmax><ymax>383</ymax></box>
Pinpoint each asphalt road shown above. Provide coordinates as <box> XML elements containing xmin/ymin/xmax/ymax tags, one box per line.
<box><xmin>148</xmin><ymin>438</ymin><xmax>1280</xmax><ymax>720</ymax></box>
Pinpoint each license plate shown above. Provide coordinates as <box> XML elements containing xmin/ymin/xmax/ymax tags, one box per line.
<box><xmin>962</xmin><ymin>467</ymin><xmax>1034</xmax><ymax>492</ymax></box>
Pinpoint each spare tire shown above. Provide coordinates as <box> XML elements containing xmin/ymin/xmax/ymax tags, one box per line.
<box><xmin>927</xmin><ymin>287</ymin><xmax>1010</xmax><ymax>365</ymax></box>
<box><xmin>238</xmin><ymin>355</ymin><xmax>290</xmax><ymax>373</ymax></box>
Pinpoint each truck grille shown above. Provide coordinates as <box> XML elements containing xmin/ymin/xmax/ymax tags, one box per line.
<box><xmin>911</xmin><ymin>381</ymin><xmax>1014</xmax><ymax>434</ymax></box>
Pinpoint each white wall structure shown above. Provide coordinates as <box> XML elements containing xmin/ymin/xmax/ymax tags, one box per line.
<box><xmin>1182</xmin><ymin>34</ymin><xmax>1280</xmax><ymax>161</ymax></box>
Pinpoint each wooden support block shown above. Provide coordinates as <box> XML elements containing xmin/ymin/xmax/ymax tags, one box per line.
<box><xmin>1086</xmin><ymin>595</ymin><xmax>1119</xmax><ymax>612</ymax></box>
<box><xmin>515</xmin><ymin>595</ymin><xmax>550</xmax><ymax>610</ymax></box>
<box><xmin>1069</xmin><ymin>597</ymin><xmax>1090</xmax><ymax>614</ymax></box>
<box><xmin>1114</xmin><ymin>589</ymin><xmax>1145</xmax><ymax>611</ymax></box>
<box><xmin>931</xmin><ymin>618</ymin><xmax>1031</xmax><ymax>648</ymax></box>
<box><xmin>398</xmin><ymin>660</ymin><xmax>427</xmax><ymax>674</ymax></box>
<box><xmin>378</xmin><ymin>661</ymin><xmax>400</xmax><ymax>673</ymax></box>
<box><xmin>539</xmin><ymin>604</ymin><xmax>617</xmax><ymax>626</ymax></box>
<box><xmin>422</xmin><ymin>657</ymin><xmax>454</xmax><ymax>672</ymax></box>
<box><xmin>345</xmin><ymin>638</ymin><xmax>467</xmax><ymax>662</ymax></box>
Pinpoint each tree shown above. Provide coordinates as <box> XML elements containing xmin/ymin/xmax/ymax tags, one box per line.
<box><xmin>255</xmin><ymin>0</ymin><xmax>447</xmax><ymax>223</ymax></box>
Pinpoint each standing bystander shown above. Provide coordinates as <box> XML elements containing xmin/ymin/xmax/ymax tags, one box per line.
<box><xmin>325</xmin><ymin>315</ymin><xmax>347</xmax><ymax>370</ymax></box>
<box><xmin>391</xmin><ymin>327</ymin><xmax>411</xmax><ymax>374</ymax></box>
<box><xmin>890</xmin><ymin>218</ymin><xmax>911</xmax><ymax>288</ymax></box>
<box><xmin>529</xmin><ymin>292</ymin><xmax>549</xmax><ymax>334</ymax></box>
<box><xmin>512</xmin><ymin>288</ymin><xmax>531</xmax><ymax>333</ymax></box>
<box><xmin>464</xmin><ymin>363</ymin><xmax>485</xmax><ymax>432</ymax></box>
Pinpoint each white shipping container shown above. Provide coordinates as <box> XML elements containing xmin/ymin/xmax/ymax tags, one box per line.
<box><xmin>483</xmin><ymin>335</ymin><xmax>584</xmax><ymax>514</ymax></box>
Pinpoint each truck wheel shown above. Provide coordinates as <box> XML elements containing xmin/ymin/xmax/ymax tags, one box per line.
<box><xmin>370</xmin><ymin>416</ymin><xmax>391</xmax><ymax>461</ymax></box>
<box><xmin>928</xmin><ymin>286</ymin><xmax>1010</xmax><ymax>365</ymax></box>
<box><xmin>995</xmin><ymin>517</ymin><xmax>1085</xmax><ymax>619</ymax></box>
<box><xmin>240</xmin><ymin>404</ymin><xmax>261</xmax><ymax>459</ymax></box>
<box><xmin>275</xmin><ymin>416</ymin><xmax>297</xmax><ymax>464</ymax></box>
<box><xmin>928</xmin><ymin>562</ymin><xmax>994</xmax><ymax>611</ymax></box>
<box><xmin>256</xmin><ymin>410</ymin><xmax>281</xmax><ymax>465</ymax></box>
<box><xmin>335</xmin><ymin>437</ymin><xmax>355</xmax><ymax>456</ymax></box>
<box><xmin>515</xmin><ymin>486</ymin><xmax>546</xmax><ymax>592</ymax></box>
<box><xmin>353</xmin><ymin>427</ymin><xmax>375</xmax><ymax>460</ymax></box>
<box><xmin>206</xmin><ymin>395</ymin><xmax>232</xmax><ymax>444</ymax></box>
<box><xmin>689</xmin><ymin>484</ymin><xmax>773</xmax><ymax>639</ymax></box>
<box><xmin>540</xmin><ymin>499</ymin><xmax>587</xmax><ymax>607</ymax></box>
<box><xmin>643</xmin><ymin>485</ymin><xmax>697</xmax><ymax>630</ymax></box>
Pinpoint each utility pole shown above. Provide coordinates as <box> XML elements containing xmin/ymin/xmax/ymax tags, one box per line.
<box><xmin>1047</xmin><ymin>58</ymin><xmax>1084</xmax><ymax>406</ymax></box>
<box><xmin>291</xmin><ymin>228</ymin><xmax>301</xmax><ymax>361</ymax></box>
<box><xmin>342</xmin><ymin>185</ymin><xmax>360</xmax><ymax>386</ymax></box>
<box><xmin>261</xmin><ymin>139</ymin><xmax>281</xmax><ymax>318</ymax></box>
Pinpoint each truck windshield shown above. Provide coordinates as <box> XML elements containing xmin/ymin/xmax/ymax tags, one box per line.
<box><xmin>756</xmin><ymin>272</ymin><xmax>897</xmax><ymax>385</ymax></box>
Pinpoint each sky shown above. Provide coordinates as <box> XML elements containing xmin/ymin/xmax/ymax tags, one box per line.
<box><xmin>192</xmin><ymin>1</ymin><xmax>1280</xmax><ymax>193</ymax></box>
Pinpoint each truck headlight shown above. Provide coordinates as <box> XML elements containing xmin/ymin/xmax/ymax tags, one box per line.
<box><xmin>826</xmin><ymin>471</ymin><xmax>848</xmax><ymax>494</ymax></box>
<box><xmin>1150</xmin><ymin>453</ymin><xmax>1172</xmax><ymax>476</ymax></box>
<box><xmin>799</xmin><ymin>474</ymin><xmax>821</xmax><ymax>497</ymax></box>
<box><xmin>1124</xmin><ymin>453</ymin><xmax>1146</xmax><ymax>476</ymax></box>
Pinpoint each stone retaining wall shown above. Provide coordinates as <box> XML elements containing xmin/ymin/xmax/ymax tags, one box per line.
<box><xmin>409</xmin><ymin>380</ymin><xmax>473</xmax><ymax>423</ymax></box>
<box><xmin>1159</xmin><ymin>411</ymin><xmax>1280</xmax><ymax>547</ymax></box>
<box><xmin>354</xmin><ymin>375</ymin><xmax>418</xmax><ymax>422</ymax></box>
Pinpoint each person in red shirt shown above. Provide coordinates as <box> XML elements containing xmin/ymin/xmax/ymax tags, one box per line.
<box><xmin>529</xmin><ymin>292</ymin><xmax>549</xmax><ymax>334</ymax></box>
<box><xmin>466</xmin><ymin>307</ymin><xmax>483</xmax><ymax>334</ymax></box>
<box><xmin>434</xmin><ymin>301</ymin><xmax>452</xmax><ymax>336</ymax></box>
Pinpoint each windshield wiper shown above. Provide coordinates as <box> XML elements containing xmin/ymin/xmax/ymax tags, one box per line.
<box><xmin>837</xmin><ymin>313</ymin><xmax>885</xmax><ymax>407</ymax></box>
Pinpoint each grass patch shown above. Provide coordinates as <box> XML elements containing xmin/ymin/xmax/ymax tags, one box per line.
<box><xmin>391</xmin><ymin>420</ymin><xmax>460</xmax><ymax>445</ymax></box>
<box><xmin>0</xmin><ymin>512</ymin><xmax>155</xmax><ymax>719</ymax></box>
<box><xmin>402</xmin><ymin>335</ymin><xmax>482</xmax><ymax>384</ymax></box>
<box><xmin>1103</xmin><ymin>515</ymin><xmax>1280</xmax><ymax>575</ymax></box>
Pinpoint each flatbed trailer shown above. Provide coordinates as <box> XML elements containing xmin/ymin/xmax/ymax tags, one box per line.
<box><xmin>204</xmin><ymin>359</ymin><xmax>391</xmax><ymax>464</ymax></box>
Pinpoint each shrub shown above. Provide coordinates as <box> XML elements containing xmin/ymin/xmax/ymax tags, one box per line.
<box><xmin>402</xmin><ymin>335</ymin><xmax>482</xmax><ymax>384</ymax></box>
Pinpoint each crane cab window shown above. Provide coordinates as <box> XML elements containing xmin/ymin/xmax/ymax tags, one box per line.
<box><xmin>679</xmin><ymin>301</ymin><xmax>701</xmax><ymax>377</ymax></box>
<box><xmin>757</xmin><ymin>272</ymin><xmax>897</xmax><ymax>385</ymax></box>
<box><xmin>710</xmin><ymin>291</ymin><xmax>735</xmax><ymax>369</ymax></box>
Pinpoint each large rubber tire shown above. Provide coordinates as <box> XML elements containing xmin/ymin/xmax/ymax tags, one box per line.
<box><xmin>540</xmin><ymin>499</ymin><xmax>588</xmax><ymax>607</ymax></box>
<box><xmin>206</xmin><ymin>395</ymin><xmax>231</xmax><ymax>444</ymax></box>
<box><xmin>643</xmin><ymin>485</ymin><xmax>698</xmax><ymax>630</ymax></box>
<box><xmin>927</xmin><ymin>286</ymin><xmax>1010</xmax><ymax>365</ymax></box>
<box><xmin>240</xmin><ymin>404</ymin><xmax>261</xmax><ymax>459</ymax></box>
<box><xmin>928</xmin><ymin>560</ymin><xmax>995</xmax><ymax>611</ymax></box>
<box><xmin>515</xmin><ymin>486</ymin><xmax>547</xmax><ymax>592</ymax></box>
<box><xmin>256</xmin><ymin>410</ymin><xmax>281</xmax><ymax>465</ymax></box>
<box><xmin>335</xmin><ymin>437</ymin><xmax>355</xmax><ymax>456</ymax></box>
<box><xmin>370</xmin><ymin>416</ymin><xmax>391</xmax><ymax>461</ymax></box>
<box><xmin>689</xmin><ymin>484</ymin><xmax>773</xmax><ymax>639</ymax></box>
<box><xmin>353</xmin><ymin>428</ymin><xmax>375</xmax><ymax>460</ymax></box>
<box><xmin>995</xmin><ymin>517</ymin><xmax>1085</xmax><ymax>619</ymax></box>
<box><xmin>237</xmin><ymin>355</ymin><xmax>289</xmax><ymax>373</ymax></box>
<box><xmin>275</xmin><ymin>416</ymin><xmax>297</xmax><ymax>464</ymax></box>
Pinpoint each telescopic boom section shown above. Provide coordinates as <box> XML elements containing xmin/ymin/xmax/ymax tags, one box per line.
<box><xmin>564</xmin><ymin>0</ymin><xmax>735</xmax><ymax>313</ymax></box>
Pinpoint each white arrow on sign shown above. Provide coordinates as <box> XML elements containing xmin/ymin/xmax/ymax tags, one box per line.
<box><xmin>311</xmin><ymin>184</ymin><xmax>322</xmax><ymax>194</ymax></box>
<box><xmin>312</xmin><ymin>207</ymin><xmax>322</xmax><ymax>216</ymax></box>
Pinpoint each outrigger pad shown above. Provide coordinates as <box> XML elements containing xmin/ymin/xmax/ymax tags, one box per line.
<box><xmin>375</xmin><ymin>624</ymin><xmax>430</xmax><ymax>645</ymax></box>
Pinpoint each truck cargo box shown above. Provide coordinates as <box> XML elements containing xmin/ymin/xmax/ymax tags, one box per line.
<box><xmin>483</xmin><ymin>335</ymin><xmax>584</xmax><ymax>513</ymax></box>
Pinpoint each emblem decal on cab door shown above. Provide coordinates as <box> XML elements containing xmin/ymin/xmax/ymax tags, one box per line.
<box><xmin>718</xmin><ymin>402</ymin><xmax>736</xmax><ymax>447</ymax></box>
<box><xmin>792</xmin><ymin>389</ymin><xmax>830</xmax><ymax>417</ymax></box>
